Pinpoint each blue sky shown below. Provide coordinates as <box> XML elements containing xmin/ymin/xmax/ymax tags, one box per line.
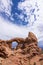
<box><xmin>11</xmin><ymin>0</ymin><xmax>29</xmax><ymax>25</ymax></box>
<box><xmin>0</xmin><ymin>0</ymin><xmax>43</xmax><ymax>47</ymax></box>
<box><xmin>11</xmin><ymin>0</ymin><xmax>39</xmax><ymax>25</ymax></box>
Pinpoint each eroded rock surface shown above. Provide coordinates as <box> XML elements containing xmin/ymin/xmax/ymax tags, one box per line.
<box><xmin>0</xmin><ymin>32</ymin><xmax>43</xmax><ymax>65</ymax></box>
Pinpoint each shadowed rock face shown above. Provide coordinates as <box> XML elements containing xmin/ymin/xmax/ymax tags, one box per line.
<box><xmin>0</xmin><ymin>32</ymin><xmax>43</xmax><ymax>65</ymax></box>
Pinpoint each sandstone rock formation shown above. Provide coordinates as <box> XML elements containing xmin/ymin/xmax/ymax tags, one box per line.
<box><xmin>0</xmin><ymin>32</ymin><xmax>43</xmax><ymax>65</ymax></box>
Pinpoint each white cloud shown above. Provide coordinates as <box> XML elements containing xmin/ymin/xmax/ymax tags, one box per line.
<box><xmin>0</xmin><ymin>16</ymin><xmax>27</xmax><ymax>40</ymax></box>
<box><xmin>0</xmin><ymin>0</ymin><xmax>13</xmax><ymax>16</ymax></box>
<box><xmin>18</xmin><ymin>0</ymin><xmax>43</xmax><ymax>42</ymax></box>
<box><xmin>18</xmin><ymin>0</ymin><xmax>40</xmax><ymax>25</ymax></box>
<box><xmin>0</xmin><ymin>16</ymin><xmax>42</xmax><ymax>41</ymax></box>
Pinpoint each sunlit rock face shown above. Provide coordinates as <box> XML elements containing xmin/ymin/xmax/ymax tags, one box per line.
<box><xmin>0</xmin><ymin>32</ymin><xmax>43</xmax><ymax>65</ymax></box>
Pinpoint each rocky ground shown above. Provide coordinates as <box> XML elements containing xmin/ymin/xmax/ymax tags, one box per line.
<box><xmin>0</xmin><ymin>32</ymin><xmax>43</xmax><ymax>65</ymax></box>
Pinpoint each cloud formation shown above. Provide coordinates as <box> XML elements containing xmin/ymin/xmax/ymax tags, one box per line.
<box><xmin>18</xmin><ymin>0</ymin><xmax>39</xmax><ymax>26</ymax></box>
<box><xmin>0</xmin><ymin>0</ymin><xmax>43</xmax><ymax>47</ymax></box>
<box><xmin>18</xmin><ymin>0</ymin><xmax>43</xmax><ymax>41</ymax></box>
<box><xmin>0</xmin><ymin>0</ymin><xmax>12</xmax><ymax>16</ymax></box>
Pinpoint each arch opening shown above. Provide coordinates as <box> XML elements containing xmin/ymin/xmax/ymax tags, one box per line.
<box><xmin>11</xmin><ymin>42</ymin><xmax>18</xmax><ymax>50</ymax></box>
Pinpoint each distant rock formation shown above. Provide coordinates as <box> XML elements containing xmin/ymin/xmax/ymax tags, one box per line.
<box><xmin>0</xmin><ymin>32</ymin><xmax>43</xmax><ymax>65</ymax></box>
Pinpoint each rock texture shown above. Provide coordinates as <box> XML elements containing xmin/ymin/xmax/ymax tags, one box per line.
<box><xmin>0</xmin><ymin>32</ymin><xmax>43</xmax><ymax>65</ymax></box>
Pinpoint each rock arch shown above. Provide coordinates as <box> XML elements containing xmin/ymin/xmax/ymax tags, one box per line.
<box><xmin>0</xmin><ymin>32</ymin><xmax>39</xmax><ymax>58</ymax></box>
<box><xmin>5</xmin><ymin>32</ymin><xmax>38</xmax><ymax>49</ymax></box>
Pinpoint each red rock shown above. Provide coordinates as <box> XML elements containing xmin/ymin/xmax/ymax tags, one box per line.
<box><xmin>0</xmin><ymin>32</ymin><xmax>43</xmax><ymax>65</ymax></box>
